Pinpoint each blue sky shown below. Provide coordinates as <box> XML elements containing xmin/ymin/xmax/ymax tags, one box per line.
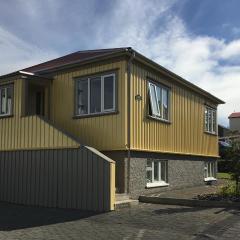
<box><xmin>174</xmin><ymin>0</ymin><xmax>240</xmax><ymax>40</ymax></box>
<box><xmin>0</xmin><ymin>0</ymin><xmax>240</xmax><ymax>126</ymax></box>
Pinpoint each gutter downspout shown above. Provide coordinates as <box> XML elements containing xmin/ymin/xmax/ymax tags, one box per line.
<box><xmin>126</xmin><ymin>48</ymin><xmax>135</xmax><ymax>194</ymax></box>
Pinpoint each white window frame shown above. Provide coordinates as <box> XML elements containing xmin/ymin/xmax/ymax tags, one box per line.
<box><xmin>0</xmin><ymin>85</ymin><xmax>13</xmax><ymax>117</ymax></box>
<box><xmin>204</xmin><ymin>106</ymin><xmax>217</xmax><ymax>134</ymax></box>
<box><xmin>204</xmin><ymin>161</ymin><xmax>217</xmax><ymax>182</ymax></box>
<box><xmin>148</xmin><ymin>81</ymin><xmax>170</xmax><ymax>121</ymax></box>
<box><xmin>146</xmin><ymin>159</ymin><xmax>169</xmax><ymax>188</ymax></box>
<box><xmin>75</xmin><ymin>73</ymin><xmax>116</xmax><ymax>116</ymax></box>
<box><xmin>102</xmin><ymin>74</ymin><xmax>116</xmax><ymax>112</ymax></box>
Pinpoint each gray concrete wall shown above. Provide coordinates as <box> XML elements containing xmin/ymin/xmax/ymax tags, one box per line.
<box><xmin>128</xmin><ymin>158</ymin><xmax>207</xmax><ymax>199</ymax></box>
<box><xmin>102</xmin><ymin>151</ymin><xmax>128</xmax><ymax>194</ymax></box>
<box><xmin>104</xmin><ymin>150</ymin><xmax>217</xmax><ymax>199</ymax></box>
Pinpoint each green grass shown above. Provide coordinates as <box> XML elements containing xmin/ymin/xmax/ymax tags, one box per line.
<box><xmin>217</xmin><ymin>172</ymin><xmax>231</xmax><ymax>179</ymax></box>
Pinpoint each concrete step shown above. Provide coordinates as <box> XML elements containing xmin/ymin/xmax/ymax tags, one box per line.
<box><xmin>115</xmin><ymin>193</ymin><xmax>131</xmax><ymax>201</ymax></box>
<box><xmin>115</xmin><ymin>199</ymin><xmax>139</xmax><ymax>210</ymax></box>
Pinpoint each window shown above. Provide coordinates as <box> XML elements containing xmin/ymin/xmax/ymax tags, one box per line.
<box><xmin>204</xmin><ymin>161</ymin><xmax>216</xmax><ymax>181</ymax></box>
<box><xmin>0</xmin><ymin>85</ymin><xmax>13</xmax><ymax>117</ymax></box>
<box><xmin>146</xmin><ymin>159</ymin><xmax>168</xmax><ymax>187</ymax></box>
<box><xmin>76</xmin><ymin>73</ymin><xmax>116</xmax><ymax>116</ymax></box>
<box><xmin>204</xmin><ymin>107</ymin><xmax>217</xmax><ymax>134</ymax></box>
<box><xmin>148</xmin><ymin>81</ymin><xmax>170</xmax><ymax>121</ymax></box>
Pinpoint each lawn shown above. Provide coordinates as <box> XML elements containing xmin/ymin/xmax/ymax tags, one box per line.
<box><xmin>217</xmin><ymin>172</ymin><xmax>231</xmax><ymax>179</ymax></box>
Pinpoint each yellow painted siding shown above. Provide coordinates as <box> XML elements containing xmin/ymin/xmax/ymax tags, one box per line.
<box><xmin>0</xmin><ymin>58</ymin><xmax>219</xmax><ymax>157</ymax></box>
<box><xmin>51</xmin><ymin>59</ymin><xmax>128</xmax><ymax>151</ymax></box>
<box><xmin>110</xmin><ymin>162</ymin><xmax>116</xmax><ymax>210</ymax></box>
<box><xmin>130</xmin><ymin>62</ymin><xmax>219</xmax><ymax>157</ymax></box>
<box><xmin>0</xmin><ymin>78</ymin><xmax>80</xmax><ymax>151</ymax></box>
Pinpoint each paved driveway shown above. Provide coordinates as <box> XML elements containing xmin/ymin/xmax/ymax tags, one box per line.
<box><xmin>0</xmin><ymin>202</ymin><xmax>239</xmax><ymax>240</ymax></box>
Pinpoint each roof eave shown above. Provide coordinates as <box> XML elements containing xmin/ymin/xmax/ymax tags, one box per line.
<box><xmin>0</xmin><ymin>47</ymin><xmax>225</xmax><ymax>105</ymax></box>
<box><xmin>32</xmin><ymin>48</ymin><xmax>130</xmax><ymax>75</ymax></box>
<box><xmin>129</xmin><ymin>50</ymin><xmax>225</xmax><ymax>105</ymax></box>
<box><xmin>0</xmin><ymin>71</ymin><xmax>53</xmax><ymax>81</ymax></box>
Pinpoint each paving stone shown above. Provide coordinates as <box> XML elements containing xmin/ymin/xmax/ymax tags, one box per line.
<box><xmin>0</xmin><ymin>202</ymin><xmax>239</xmax><ymax>239</ymax></box>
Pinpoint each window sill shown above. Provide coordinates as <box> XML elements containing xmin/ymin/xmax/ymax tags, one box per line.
<box><xmin>147</xmin><ymin>115</ymin><xmax>171</xmax><ymax>124</ymax></box>
<box><xmin>0</xmin><ymin>114</ymin><xmax>13</xmax><ymax>119</ymax></box>
<box><xmin>204</xmin><ymin>131</ymin><xmax>217</xmax><ymax>136</ymax></box>
<box><xmin>204</xmin><ymin>177</ymin><xmax>217</xmax><ymax>182</ymax></box>
<box><xmin>146</xmin><ymin>182</ymin><xmax>169</xmax><ymax>188</ymax></box>
<box><xmin>73</xmin><ymin>110</ymin><xmax>118</xmax><ymax>119</ymax></box>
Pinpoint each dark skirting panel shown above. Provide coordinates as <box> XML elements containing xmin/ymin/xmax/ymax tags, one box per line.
<box><xmin>0</xmin><ymin>147</ymin><xmax>112</xmax><ymax>212</ymax></box>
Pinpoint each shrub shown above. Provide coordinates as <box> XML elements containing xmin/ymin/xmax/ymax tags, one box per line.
<box><xmin>218</xmin><ymin>160</ymin><xmax>233</xmax><ymax>173</ymax></box>
<box><xmin>219</xmin><ymin>183</ymin><xmax>237</xmax><ymax>197</ymax></box>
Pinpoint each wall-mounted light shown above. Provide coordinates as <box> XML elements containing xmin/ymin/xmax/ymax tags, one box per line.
<box><xmin>135</xmin><ymin>94</ymin><xmax>142</xmax><ymax>101</ymax></box>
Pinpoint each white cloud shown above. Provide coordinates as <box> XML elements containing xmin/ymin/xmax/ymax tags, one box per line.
<box><xmin>96</xmin><ymin>0</ymin><xmax>240</xmax><ymax>126</ymax></box>
<box><xmin>219</xmin><ymin>40</ymin><xmax>240</xmax><ymax>59</ymax></box>
<box><xmin>0</xmin><ymin>0</ymin><xmax>239</xmax><ymax>126</ymax></box>
<box><xmin>0</xmin><ymin>26</ymin><xmax>58</xmax><ymax>75</ymax></box>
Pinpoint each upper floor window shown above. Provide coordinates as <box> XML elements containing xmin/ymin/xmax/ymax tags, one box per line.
<box><xmin>75</xmin><ymin>73</ymin><xmax>116</xmax><ymax>116</ymax></box>
<box><xmin>204</xmin><ymin>106</ymin><xmax>216</xmax><ymax>134</ymax></box>
<box><xmin>0</xmin><ymin>85</ymin><xmax>13</xmax><ymax>117</ymax></box>
<box><xmin>148</xmin><ymin>81</ymin><xmax>170</xmax><ymax>121</ymax></box>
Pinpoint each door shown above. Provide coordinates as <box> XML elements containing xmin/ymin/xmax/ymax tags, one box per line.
<box><xmin>36</xmin><ymin>90</ymin><xmax>45</xmax><ymax>116</ymax></box>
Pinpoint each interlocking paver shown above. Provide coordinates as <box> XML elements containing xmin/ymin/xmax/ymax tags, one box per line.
<box><xmin>0</xmin><ymin>202</ymin><xmax>239</xmax><ymax>239</ymax></box>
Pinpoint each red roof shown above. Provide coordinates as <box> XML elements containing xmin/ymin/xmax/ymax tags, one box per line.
<box><xmin>229</xmin><ymin>112</ymin><xmax>240</xmax><ymax>118</ymax></box>
<box><xmin>23</xmin><ymin>48</ymin><xmax>128</xmax><ymax>73</ymax></box>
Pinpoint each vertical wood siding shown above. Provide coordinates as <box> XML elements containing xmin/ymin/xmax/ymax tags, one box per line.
<box><xmin>51</xmin><ymin>59</ymin><xmax>127</xmax><ymax>151</ymax></box>
<box><xmin>0</xmin><ymin>79</ymin><xmax>80</xmax><ymax>151</ymax></box>
<box><xmin>130</xmin><ymin>62</ymin><xmax>219</xmax><ymax>157</ymax></box>
<box><xmin>0</xmin><ymin>147</ymin><xmax>115</xmax><ymax>212</ymax></box>
<box><xmin>0</xmin><ymin>115</ymin><xmax>80</xmax><ymax>150</ymax></box>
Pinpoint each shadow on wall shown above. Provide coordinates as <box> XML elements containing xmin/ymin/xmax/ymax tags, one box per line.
<box><xmin>0</xmin><ymin>202</ymin><xmax>99</xmax><ymax>231</ymax></box>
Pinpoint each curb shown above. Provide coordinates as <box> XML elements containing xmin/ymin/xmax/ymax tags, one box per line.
<box><xmin>139</xmin><ymin>196</ymin><xmax>240</xmax><ymax>208</ymax></box>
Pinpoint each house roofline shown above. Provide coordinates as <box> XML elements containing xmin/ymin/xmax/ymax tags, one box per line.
<box><xmin>126</xmin><ymin>49</ymin><xmax>225</xmax><ymax>104</ymax></box>
<box><xmin>0</xmin><ymin>47</ymin><xmax>224</xmax><ymax>104</ymax></box>
<box><xmin>0</xmin><ymin>71</ymin><xmax>53</xmax><ymax>80</ymax></box>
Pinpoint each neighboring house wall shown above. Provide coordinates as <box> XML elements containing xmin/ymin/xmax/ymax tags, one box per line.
<box><xmin>130</xmin><ymin>61</ymin><xmax>219</xmax><ymax>157</ymax></box>
<box><xmin>229</xmin><ymin>118</ymin><xmax>240</xmax><ymax>133</ymax></box>
<box><xmin>218</xmin><ymin>125</ymin><xmax>231</xmax><ymax>138</ymax></box>
<box><xmin>50</xmin><ymin>58</ymin><xmax>128</xmax><ymax>151</ymax></box>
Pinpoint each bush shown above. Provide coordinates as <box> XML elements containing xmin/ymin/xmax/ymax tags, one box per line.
<box><xmin>219</xmin><ymin>183</ymin><xmax>237</xmax><ymax>197</ymax></box>
<box><xmin>218</xmin><ymin>160</ymin><xmax>233</xmax><ymax>173</ymax></box>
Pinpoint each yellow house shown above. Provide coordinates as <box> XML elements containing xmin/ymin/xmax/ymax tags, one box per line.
<box><xmin>0</xmin><ymin>47</ymin><xmax>224</xmax><ymax>204</ymax></box>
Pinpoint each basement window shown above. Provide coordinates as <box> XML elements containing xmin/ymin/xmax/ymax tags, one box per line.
<box><xmin>204</xmin><ymin>161</ymin><xmax>217</xmax><ymax>181</ymax></box>
<box><xmin>204</xmin><ymin>106</ymin><xmax>217</xmax><ymax>134</ymax></box>
<box><xmin>148</xmin><ymin>81</ymin><xmax>170</xmax><ymax>121</ymax></box>
<box><xmin>0</xmin><ymin>85</ymin><xmax>13</xmax><ymax>117</ymax></box>
<box><xmin>146</xmin><ymin>159</ymin><xmax>169</xmax><ymax>188</ymax></box>
<box><xmin>75</xmin><ymin>73</ymin><xmax>116</xmax><ymax>116</ymax></box>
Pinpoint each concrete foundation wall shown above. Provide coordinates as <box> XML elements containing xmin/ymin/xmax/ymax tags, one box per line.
<box><xmin>104</xmin><ymin>151</ymin><xmax>217</xmax><ymax>199</ymax></box>
<box><xmin>129</xmin><ymin>158</ymin><xmax>206</xmax><ymax>199</ymax></box>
